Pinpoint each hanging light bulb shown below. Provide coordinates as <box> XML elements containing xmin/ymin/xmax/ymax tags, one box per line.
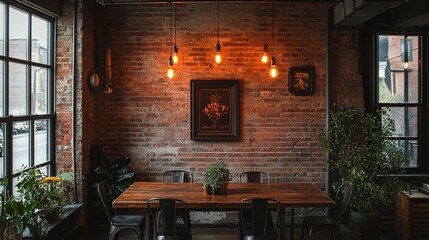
<box><xmin>166</xmin><ymin>2</ymin><xmax>174</xmax><ymax>79</ymax></box>
<box><xmin>215</xmin><ymin>41</ymin><xmax>222</xmax><ymax>64</ymax></box>
<box><xmin>269</xmin><ymin>0</ymin><xmax>278</xmax><ymax>77</ymax></box>
<box><xmin>167</xmin><ymin>55</ymin><xmax>174</xmax><ymax>79</ymax></box>
<box><xmin>261</xmin><ymin>42</ymin><xmax>268</xmax><ymax>63</ymax></box>
<box><xmin>215</xmin><ymin>0</ymin><xmax>221</xmax><ymax>64</ymax></box>
<box><xmin>172</xmin><ymin>4</ymin><xmax>179</xmax><ymax>64</ymax></box>
<box><xmin>172</xmin><ymin>44</ymin><xmax>178</xmax><ymax>64</ymax></box>
<box><xmin>403</xmin><ymin>35</ymin><xmax>409</xmax><ymax>70</ymax></box>
<box><xmin>261</xmin><ymin>0</ymin><xmax>268</xmax><ymax>64</ymax></box>
<box><xmin>270</xmin><ymin>55</ymin><xmax>278</xmax><ymax>78</ymax></box>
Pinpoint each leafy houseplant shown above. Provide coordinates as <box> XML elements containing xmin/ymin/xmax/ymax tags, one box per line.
<box><xmin>320</xmin><ymin>105</ymin><xmax>410</xmax><ymax>235</ymax></box>
<box><xmin>203</xmin><ymin>159</ymin><xmax>231</xmax><ymax>194</ymax></box>
<box><xmin>0</xmin><ymin>178</ymin><xmax>22</xmax><ymax>240</ymax></box>
<box><xmin>16</xmin><ymin>167</ymin><xmax>70</xmax><ymax>237</ymax></box>
<box><xmin>90</xmin><ymin>145</ymin><xmax>135</xmax><ymax>223</ymax></box>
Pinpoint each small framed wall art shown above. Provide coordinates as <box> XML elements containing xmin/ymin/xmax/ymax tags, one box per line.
<box><xmin>190</xmin><ymin>80</ymin><xmax>240</xmax><ymax>140</ymax></box>
<box><xmin>288</xmin><ymin>66</ymin><xmax>315</xmax><ymax>96</ymax></box>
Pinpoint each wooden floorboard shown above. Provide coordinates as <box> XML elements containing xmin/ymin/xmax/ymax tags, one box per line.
<box><xmin>92</xmin><ymin>225</ymin><xmax>399</xmax><ymax>240</ymax></box>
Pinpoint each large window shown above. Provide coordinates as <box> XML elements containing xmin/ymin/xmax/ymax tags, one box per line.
<box><xmin>377</xmin><ymin>34</ymin><xmax>422</xmax><ymax>168</ymax></box>
<box><xmin>0</xmin><ymin>1</ymin><xmax>55</xmax><ymax>192</ymax></box>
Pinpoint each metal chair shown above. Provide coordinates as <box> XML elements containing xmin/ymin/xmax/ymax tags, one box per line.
<box><xmin>300</xmin><ymin>184</ymin><xmax>352</xmax><ymax>240</ymax></box>
<box><xmin>97</xmin><ymin>183</ymin><xmax>144</xmax><ymax>240</ymax></box>
<box><xmin>162</xmin><ymin>170</ymin><xmax>194</xmax><ymax>183</ymax></box>
<box><xmin>147</xmin><ymin>198</ymin><xmax>192</xmax><ymax>240</ymax></box>
<box><xmin>239</xmin><ymin>198</ymin><xmax>281</xmax><ymax>240</ymax></box>
<box><xmin>239</xmin><ymin>171</ymin><xmax>271</xmax><ymax>183</ymax></box>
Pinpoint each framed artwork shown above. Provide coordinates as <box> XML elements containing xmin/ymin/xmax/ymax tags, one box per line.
<box><xmin>288</xmin><ymin>67</ymin><xmax>315</xmax><ymax>96</ymax></box>
<box><xmin>191</xmin><ymin>80</ymin><xmax>240</xmax><ymax>140</ymax></box>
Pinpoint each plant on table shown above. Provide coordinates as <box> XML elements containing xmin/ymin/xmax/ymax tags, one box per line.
<box><xmin>203</xmin><ymin>158</ymin><xmax>231</xmax><ymax>194</ymax></box>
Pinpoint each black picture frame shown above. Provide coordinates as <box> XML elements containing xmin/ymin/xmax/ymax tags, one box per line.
<box><xmin>191</xmin><ymin>80</ymin><xmax>240</xmax><ymax>140</ymax></box>
<box><xmin>288</xmin><ymin>67</ymin><xmax>315</xmax><ymax>96</ymax></box>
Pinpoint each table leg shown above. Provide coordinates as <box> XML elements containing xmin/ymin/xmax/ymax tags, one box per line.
<box><xmin>145</xmin><ymin>210</ymin><xmax>153</xmax><ymax>240</ymax></box>
<box><xmin>280</xmin><ymin>207</ymin><xmax>285</xmax><ymax>240</ymax></box>
<box><xmin>290</xmin><ymin>207</ymin><xmax>295</xmax><ymax>240</ymax></box>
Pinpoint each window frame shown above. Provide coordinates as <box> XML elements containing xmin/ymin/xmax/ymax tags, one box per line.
<box><xmin>0</xmin><ymin>1</ymin><xmax>56</xmax><ymax>192</ymax></box>
<box><xmin>374</xmin><ymin>30</ymin><xmax>428</xmax><ymax>173</ymax></box>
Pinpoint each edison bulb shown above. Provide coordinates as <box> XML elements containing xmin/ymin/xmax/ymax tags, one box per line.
<box><xmin>403</xmin><ymin>61</ymin><xmax>409</xmax><ymax>70</ymax></box>
<box><xmin>215</xmin><ymin>53</ymin><xmax>222</xmax><ymax>64</ymax></box>
<box><xmin>167</xmin><ymin>67</ymin><xmax>175</xmax><ymax>79</ymax></box>
<box><xmin>261</xmin><ymin>53</ymin><xmax>268</xmax><ymax>63</ymax></box>
<box><xmin>172</xmin><ymin>53</ymin><xmax>178</xmax><ymax>64</ymax></box>
<box><xmin>270</xmin><ymin>66</ymin><xmax>278</xmax><ymax>78</ymax></box>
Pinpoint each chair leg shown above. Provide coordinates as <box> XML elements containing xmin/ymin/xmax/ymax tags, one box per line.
<box><xmin>300</xmin><ymin>223</ymin><xmax>306</xmax><ymax>240</ymax></box>
<box><xmin>334</xmin><ymin>227</ymin><xmax>342</xmax><ymax>240</ymax></box>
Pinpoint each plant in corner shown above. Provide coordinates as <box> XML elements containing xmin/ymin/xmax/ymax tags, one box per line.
<box><xmin>320</xmin><ymin>105</ymin><xmax>410</xmax><ymax>238</ymax></box>
<box><xmin>203</xmin><ymin>158</ymin><xmax>231</xmax><ymax>195</ymax></box>
<box><xmin>90</xmin><ymin>145</ymin><xmax>135</xmax><ymax>224</ymax></box>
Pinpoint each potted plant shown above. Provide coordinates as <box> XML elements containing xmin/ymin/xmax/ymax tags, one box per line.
<box><xmin>15</xmin><ymin>167</ymin><xmax>70</xmax><ymax>238</ymax></box>
<box><xmin>0</xmin><ymin>178</ymin><xmax>22</xmax><ymax>240</ymax></box>
<box><xmin>320</xmin><ymin>105</ymin><xmax>410</xmax><ymax>238</ymax></box>
<box><xmin>203</xmin><ymin>158</ymin><xmax>231</xmax><ymax>195</ymax></box>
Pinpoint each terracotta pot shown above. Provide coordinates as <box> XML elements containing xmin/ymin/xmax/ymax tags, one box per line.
<box><xmin>204</xmin><ymin>182</ymin><xmax>229</xmax><ymax>195</ymax></box>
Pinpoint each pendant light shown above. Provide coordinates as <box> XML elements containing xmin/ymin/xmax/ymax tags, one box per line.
<box><xmin>269</xmin><ymin>0</ymin><xmax>278</xmax><ymax>78</ymax></box>
<box><xmin>261</xmin><ymin>0</ymin><xmax>268</xmax><ymax>64</ymax></box>
<box><xmin>215</xmin><ymin>0</ymin><xmax>221</xmax><ymax>64</ymax></box>
<box><xmin>403</xmin><ymin>35</ymin><xmax>409</xmax><ymax>70</ymax></box>
<box><xmin>172</xmin><ymin>3</ymin><xmax>179</xmax><ymax>64</ymax></box>
<box><xmin>167</xmin><ymin>1</ymin><xmax>175</xmax><ymax>79</ymax></box>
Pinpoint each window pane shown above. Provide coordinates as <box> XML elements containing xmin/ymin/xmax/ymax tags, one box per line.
<box><xmin>0</xmin><ymin>122</ymin><xmax>5</xmax><ymax>178</ymax></box>
<box><xmin>13</xmin><ymin>121</ymin><xmax>29</xmax><ymax>173</ymax></box>
<box><xmin>32</xmin><ymin>66</ymin><xmax>48</xmax><ymax>114</ymax></box>
<box><xmin>0</xmin><ymin>60</ymin><xmax>4</xmax><ymax>116</ymax></box>
<box><xmin>9</xmin><ymin>62</ymin><xmax>27</xmax><ymax>115</ymax></box>
<box><xmin>31</xmin><ymin>16</ymin><xmax>48</xmax><ymax>64</ymax></box>
<box><xmin>0</xmin><ymin>3</ymin><xmax>4</xmax><ymax>56</ymax></box>
<box><xmin>389</xmin><ymin>139</ymin><xmax>418</xmax><ymax>168</ymax></box>
<box><xmin>383</xmin><ymin>107</ymin><xmax>418</xmax><ymax>137</ymax></box>
<box><xmin>9</xmin><ymin>7</ymin><xmax>28</xmax><ymax>60</ymax></box>
<box><xmin>35</xmin><ymin>119</ymin><xmax>49</xmax><ymax>165</ymax></box>
<box><xmin>378</xmin><ymin>35</ymin><xmax>419</xmax><ymax>103</ymax></box>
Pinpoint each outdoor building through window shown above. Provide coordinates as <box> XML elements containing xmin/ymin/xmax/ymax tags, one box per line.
<box><xmin>377</xmin><ymin>34</ymin><xmax>421</xmax><ymax>168</ymax></box>
<box><xmin>0</xmin><ymin>1</ymin><xmax>55</xmax><ymax>193</ymax></box>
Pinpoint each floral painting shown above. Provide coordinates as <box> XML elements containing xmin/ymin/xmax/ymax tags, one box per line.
<box><xmin>191</xmin><ymin>80</ymin><xmax>239</xmax><ymax>140</ymax></box>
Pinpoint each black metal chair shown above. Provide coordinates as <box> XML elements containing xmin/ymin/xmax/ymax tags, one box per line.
<box><xmin>97</xmin><ymin>183</ymin><xmax>144</xmax><ymax>240</ymax></box>
<box><xmin>239</xmin><ymin>198</ymin><xmax>281</xmax><ymax>240</ymax></box>
<box><xmin>239</xmin><ymin>171</ymin><xmax>271</xmax><ymax>183</ymax></box>
<box><xmin>300</xmin><ymin>184</ymin><xmax>352</xmax><ymax>240</ymax></box>
<box><xmin>162</xmin><ymin>170</ymin><xmax>194</xmax><ymax>183</ymax></box>
<box><xmin>147</xmin><ymin>198</ymin><xmax>192</xmax><ymax>240</ymax></box>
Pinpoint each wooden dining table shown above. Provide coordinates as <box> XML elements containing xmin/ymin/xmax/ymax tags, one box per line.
<box><xmin>113</xmin><ymin>182</ymin><xmax>335</xmax><ymax>240</ymax></box>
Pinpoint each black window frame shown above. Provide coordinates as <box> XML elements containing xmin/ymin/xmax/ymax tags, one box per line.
<box><xmin>374</xmin><ymin>29</ymin><xmax>428</xmax><ymax>174</ymax></box>
<box><xmin>0</xmin><ymin>0</ymin><xmax>56</xmax><ymax>193</ymax></box>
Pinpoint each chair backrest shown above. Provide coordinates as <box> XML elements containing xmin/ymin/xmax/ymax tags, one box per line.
<box><xmin>147</xmin><ymin>198</ymin><xmax>191</xmax><ymax>239</ymax></box>
<box><xmin>239</xmin><ymin>171</ymin><xmax>271</xmax><ymax>183</ymax></box>
<box><xmin>240</xmin><ymin>198</ymin><xmax>281</xmax><ymax>239</ymax></box>
<box><xmin>329</xmin><ymin>183</ymin><xmax>352</xmax><ymax>224</ymax></box>
<box><xmin>97</xmin><ymin>183</ymin><xmax>116</xmax><ymax>223</ymax></box>
<box><xmin>162</xmin><ymin>170</ymin><xmax>193</xmax><ymax>183</ymax></box>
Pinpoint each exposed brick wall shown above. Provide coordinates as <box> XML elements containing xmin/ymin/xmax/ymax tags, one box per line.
<box><xmin>52</xmin><ymin>0</ymin><xmax>367</xmax><ymax>228</ymax></box>
<box><xmin>97</xmin><ymin>2</ymin><xmax>329</xmax><ymax>186</ymax></box>
<box><xmin>330</xmin><ymin>27</ymin><xmax>364</xmax><ymax>107</ymax></box>
<box><xmin>56</xmin><ymin>0</ymin><xmax>97</xmax><ymax>233</ymax></box>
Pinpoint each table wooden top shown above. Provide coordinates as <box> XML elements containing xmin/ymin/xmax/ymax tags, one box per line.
<box><xmin>113</xmin><ymin>182</ymin><xmax>335</xmax><ymax>209</ymax></box>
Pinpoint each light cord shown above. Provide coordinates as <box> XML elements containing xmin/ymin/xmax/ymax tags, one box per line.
<box><xmin>271</xmin><ymin>0</ymin><xmax>274</xmax><ymax>54</ymax></box>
